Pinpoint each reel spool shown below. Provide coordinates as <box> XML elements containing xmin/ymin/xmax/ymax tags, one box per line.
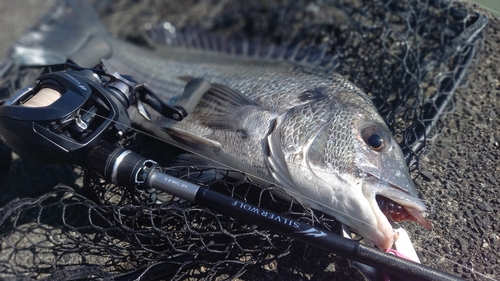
<box><xmin>22</xmin><ymin>86</ymin><xmax>62</xmax><ymax>108</ymax></box>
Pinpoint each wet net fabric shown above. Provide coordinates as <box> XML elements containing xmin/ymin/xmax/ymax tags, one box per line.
<box><xmin>0</xmin><ymin>0</ymin><xmax>488</xmax><ymax>280</ymax></box>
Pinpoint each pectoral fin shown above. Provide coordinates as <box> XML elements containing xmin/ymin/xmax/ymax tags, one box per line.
<box><xmin>180</xmin><ymin>76</ymin><xmax>258</xmax><ymax>130</ymax></box>
<box><xmin>265</xmin><ymin>114</ymin><xmax>299</xmax><ymax>192</ymax></box>
<box><xmin>175</xmin><ymin>77</ymin><xmax>212</xmax><ymax>117</ymax></box>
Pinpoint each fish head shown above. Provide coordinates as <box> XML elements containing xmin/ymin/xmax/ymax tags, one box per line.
<box><xmin>350</xmin><ymin>115</ymin><xmax>433</xmax><ymax>247</ymax></box>
<box><xmin>275</xmin><ymin>89</ymin><xmax>431</xmax><ymax>249</ymax></box>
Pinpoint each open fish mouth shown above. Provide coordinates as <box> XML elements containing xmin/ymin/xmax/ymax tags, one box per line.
<box><xmin>376</xmin><ymin>195</ymin><xmax>432</xmax><ymax>230</ymax></box>
<box><xmin>363</xmin><ymin>176</ymin><xmax>432</xmax><ymax>231</ymax></box>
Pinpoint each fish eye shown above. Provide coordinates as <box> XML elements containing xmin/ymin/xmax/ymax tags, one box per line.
<box><xmin>362</xmin><ymin>125</ymin><xmax>389</xmax><ymax>151</ymax></box>
<box><xmin>368</xmin><ymin>134</ymin><xmax>383</xmax><ymax>149</ymax></box>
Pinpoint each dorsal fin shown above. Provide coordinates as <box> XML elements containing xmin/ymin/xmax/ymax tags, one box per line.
<box><xmin>145</xmin><ymin>22</ymin><xmax>339</xmax><ymax>72</ymax></box>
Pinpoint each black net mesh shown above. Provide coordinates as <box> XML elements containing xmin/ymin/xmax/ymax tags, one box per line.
<box><xmin>0</xmin><ymin>0</ymin><xmax>491</xmax><ymax>280</ymax></box>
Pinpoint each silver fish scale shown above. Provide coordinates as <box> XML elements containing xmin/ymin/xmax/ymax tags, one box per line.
<box><xmin>206</xmin><ymin>108</ymin><xmax>277</xmax><ymax>178</ymax></box>
<box><xmin>305</xmin><ymin>103</ymin><xmax>358</xmax><ymax>175</ymax></box>
<box><xmin>326</xmin><ymin>111</ymin><xmax>357</xmax><ymax>174</ymax></box>
<box><xmin>279</xmin><ymin>96</ymin><xmax>333</xmax><ymax>154</ymax></box>
<box><xmin>244</xmin><ymin>72</ymin><xmax>374</xmax><ymax>115</ymax></box>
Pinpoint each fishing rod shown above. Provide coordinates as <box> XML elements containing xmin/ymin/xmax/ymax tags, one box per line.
<box><xmin>0</xmin><ymin>63</ymin><xmax>462</xmax><ymax>281</ymax></box>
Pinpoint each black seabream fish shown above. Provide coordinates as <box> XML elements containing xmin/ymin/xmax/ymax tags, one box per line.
<box><xmin>9</xmin><ymin>0</ymin><xmax>431</xmax><ymax>249</ymax></box>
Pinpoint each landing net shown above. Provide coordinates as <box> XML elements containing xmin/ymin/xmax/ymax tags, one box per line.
<box><xmin>0</xmin><ymin>0</ymin><xmax>488</xmax><ymax>280</ymax></box>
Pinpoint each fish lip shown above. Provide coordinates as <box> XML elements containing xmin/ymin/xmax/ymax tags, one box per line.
<box><xmin>363</xmin><ymin>175</ymin><xmax>432</xmax><ymax>230</ymax></box>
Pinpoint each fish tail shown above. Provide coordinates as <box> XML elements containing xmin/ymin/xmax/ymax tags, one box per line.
<box><xmin>9</xmin><ymin>0</ymin><xmax>112</xmax><ymax>68</ymax></box>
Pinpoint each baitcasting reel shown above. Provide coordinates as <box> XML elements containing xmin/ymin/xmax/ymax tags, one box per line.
<box><xmin>0</xmin><ymin>63</ymin><xmax>196</xmax><ymax>166</ymax></box>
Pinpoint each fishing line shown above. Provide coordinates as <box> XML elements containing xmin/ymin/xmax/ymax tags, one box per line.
<box><xmin>77</xmin><ymin>107</ymin><xmax>489</xmax><ymax>278</ymax></box>
<box><xmin>79</xmin><ymin>107</ymin><xmax>389</xmax><ymax>233</ymax></box>
<box><xmin>472</xmin><ymin>3</ymin><xmax>500</xmax><ymax>17</ymax></box>
<box><xmin>415</xmin><ymin>245</ymin><xmax>498</xmax><ymax>281</ymax></box>
<box><xmin>15</xmin><ymin>68</ymin><xmax>479</xmax><ymax>276</ymax></box>
<box><xmin>78</xmin><ymin>108</ymin><xmax>411</xmax><ymax>231</ymax></box>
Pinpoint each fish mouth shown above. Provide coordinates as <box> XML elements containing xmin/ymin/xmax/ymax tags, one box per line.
<box><xmin>364</xmin><ymin>176</ymin><xmax>432</xmax><ymax>231</ymax></box>
<box><xmin>375</xmin><ymin>195</ymin><xmax>432</xmax><ymax>230</ymax></box>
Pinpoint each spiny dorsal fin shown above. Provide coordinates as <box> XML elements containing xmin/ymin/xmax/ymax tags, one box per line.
<box><xmin>146</xmin><ymin>22</ymin><xmax>338</xmax><ymax>72</ymax></box>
